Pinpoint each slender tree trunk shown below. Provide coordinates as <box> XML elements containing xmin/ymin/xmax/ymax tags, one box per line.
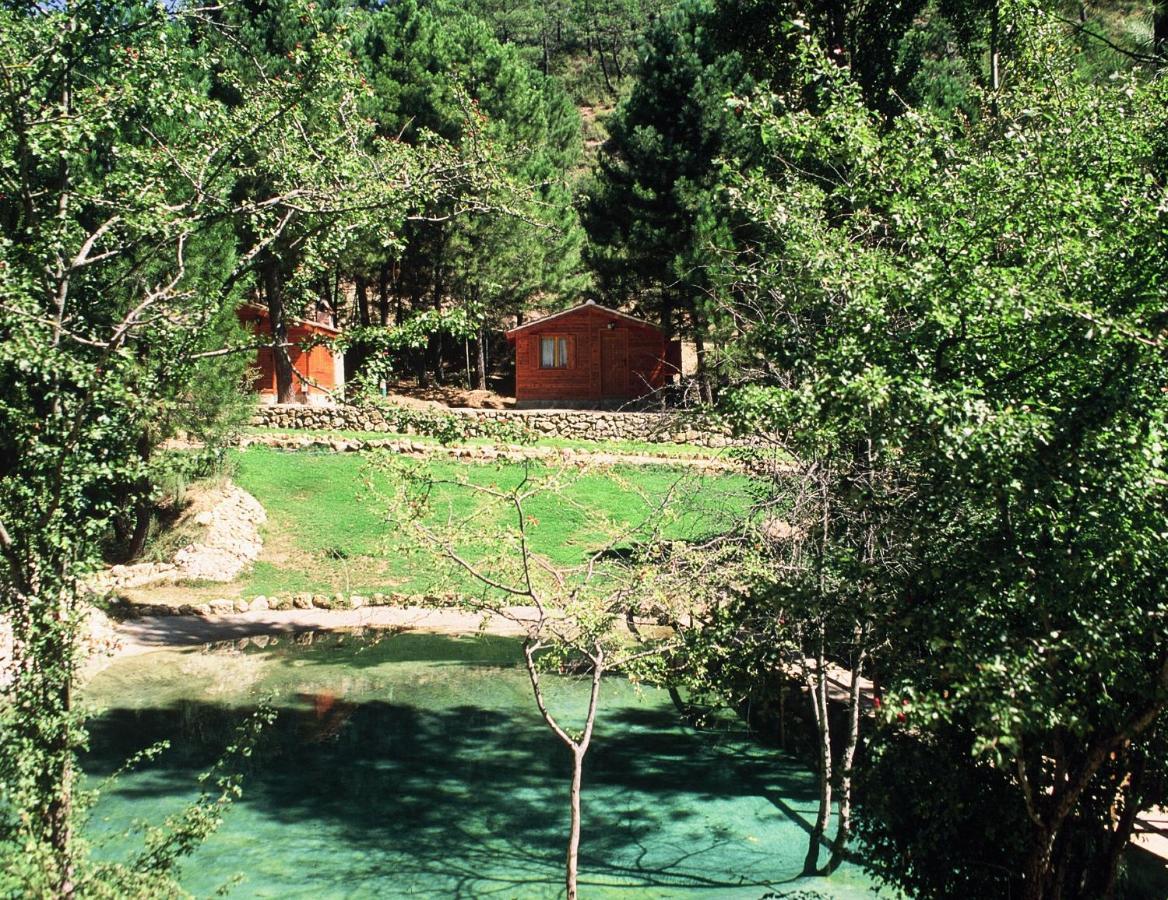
<box><xmin>597</xmin><ymin>43</ymin><xmax>614</xmax><ymax>94</ymax></box>
<box><xmin>45</xmin><ymin>619</ymin><xmax>75</xmax><ymax>899</ymax></box>
<box><xmin>1095</xmin><ymin>756</ymin><xmax>1148</xmax><ymax>899</ymax></box>
<box><xmin>123</xmin><ymin>430</ymin><xmax>155</xmax><ymax>561</ymax></box>
<box><xmin>475</xmin><ymin>328</ymin><xmax>487</xmax><ymax>391</ymax></box>
<box><xmin>803</xmin><ymin>630</ymin><xmax>832</xmax><ymax>876</ymax></box>
<box><xmin>567</xmin><ymin>748</ymin><xmax>584</xmax><ymax>900</ymax></box>
<box><xmin>523</xmin><ymin>639</ymin><xmax>603</xmax><ymax>900</ymax></box>
<box><xmin>1155</xmin><ymin>2</ymin><xmax>1168</xmax><ymax>60</ymax></box>
<box><xmin>778</xmin><ymin>680</ymin><xmax>787</xmax><ymax>750</ymax></box>
<box><xmin>355</xmin><ymin>274</ymin><xmax>370</xmax><ymax>327</ymax></box>
<box><xmin>990</xmin><ymin>0</ymin><xmax>1002</xmax><ymax>96</ymax></box>
<box><xmin>693</xmin><ymin>331</ymin><xmax>713</xmax><ymax>404</ymax></box>
<box><xmin>378</xmin><ymin>264</ymin><xmax>390</xmax><ymax>326</ymax></box>
<box><xmin>826</xmin><ymin>645</ymin><xmax>866</xmax><ymax>873</ymax></box>
<box><xmin>263</xmin><ymin>258</ymin><xmax>296</xmax><ymax>404</ymax></box>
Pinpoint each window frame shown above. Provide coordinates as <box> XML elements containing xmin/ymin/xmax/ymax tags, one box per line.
<box><xmin>538</xmin><ymin>334</ymin><xmax>572</xmax><ymax>369</ymax></box>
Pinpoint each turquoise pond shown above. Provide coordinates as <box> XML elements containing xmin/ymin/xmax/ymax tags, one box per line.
<box><xmin>80</xmin><ymin>630</ymin><xmax>888</xmax><ymax>898</ymax></box>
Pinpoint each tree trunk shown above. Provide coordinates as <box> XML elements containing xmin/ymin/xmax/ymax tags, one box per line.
<box><xmin>693</xmin><ymin>331</ymin><xmax>714</xmax><ymax>405</ymax></box>
<box><xmin>263</xmin><ymin>258</ymin><xmax>296</xmax><ymax>404</ymax></box>
<box><xmin>378</xmin><ymin>264</ymin><xmax>391</xmax><ymax>326</ymax></box>
<box><xmin>990</xmin><ymin>0</ymin><xmax>1002</xmax><ymax>97</ymax></box>
<box><xmin>826</xmin><ymin>647</ymin><xmax>866</xmax><ymax>873</ymax></box>
<box><xmin>122</xmin><ymin>430</ymin><xmax>155</xmax><ymax>561</ymax></box>
<box><xmin>46</xmin><ymin>625</ymin><xmax>74</xmax><ymax>899</ymax></box>
<box><xmin>523</xmin><ymin>639</ymin><xmax>603</xmax><ymax>900</ymax></box>
<box><xmin>1091</xmin><ymin>754</ymin><xmax>1147</xmax><ymax>899</ymax></box>
<box><xmin>597</xmin><ymin>44</ymin><xmax>614</xmax><ymax>94</ymax></box>
<box><xmin>1021</xmin><ymin>826</ymin><xmax>1054</xmax><ymax>900</ymax></box>
<box><xmin>355</xmin><ymin>274</ymin><xmax>370</xmax><ymax>327</ymax></box>
<box><xmin>124</xmin><ymin>499</ymin><xmax>152</xmax><ymax>562</ymax></box>
<box><xmin>475</xmin><ymin>328</ymin><xmax>487</xmax><ymax>391</ymax></box>
<box><xmin>803</xmin><ymin>632</ymin><xmax>832</xmax><ymax>876</ymax></box>
<box><xmin>1155</xmin><ymin>2</ymin><xmax>1168</xmax><ymax>61</ymax></box>
<box><xmin>567</xmin><ymin>748</ymin><xmax>584</xmax><ymax>900</ymax></box>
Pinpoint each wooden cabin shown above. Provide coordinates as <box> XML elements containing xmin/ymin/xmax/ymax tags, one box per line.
<box><xmin>505</xmin><ymin>301</ymin><xmax>681</xmax><ymax>407</ymax></box>
<box><xmin>237</xmin><ymin>304</ymin><xmax>344</xmax><ymax>404</ymax></box>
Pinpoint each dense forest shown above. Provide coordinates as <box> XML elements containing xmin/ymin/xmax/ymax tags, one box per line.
<box><xmin>2</xmin><ymin>0</ymin><xmax>1168</xmax><ymax>897</ymax></box>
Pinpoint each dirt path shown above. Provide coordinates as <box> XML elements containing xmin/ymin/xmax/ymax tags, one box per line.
<box><xmin>108</xmin><ymin>605</ymin><xmax>541</xmax><ymax>660</ymax></box>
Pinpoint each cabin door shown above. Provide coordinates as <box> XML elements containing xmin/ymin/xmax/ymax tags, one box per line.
<box><xmin>600</xmin><ymin>330</ymin><xmax>628</xmax><ymax>398</ymax></box>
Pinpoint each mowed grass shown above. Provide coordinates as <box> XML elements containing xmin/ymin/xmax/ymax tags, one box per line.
<box><xmin>130</xmin><ymin>447</ymin><xmax>756</xmax><ymax>604</ymax></box>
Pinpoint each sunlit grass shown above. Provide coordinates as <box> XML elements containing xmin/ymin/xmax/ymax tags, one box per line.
<box><xmin>204</xmin><ymin>447</ymin><xmax>756</xmax><ymax>600</ymax></box>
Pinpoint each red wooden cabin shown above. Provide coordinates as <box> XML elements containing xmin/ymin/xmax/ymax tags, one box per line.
<box><xmin>237</xmin><ymin>304</ymin><xmax>344</xmax><ymax>404</ymax></box>
<box><xmin>505</xmin><ymin>301</ymin><xmax>681</xmax><ymax>407</ymax></box>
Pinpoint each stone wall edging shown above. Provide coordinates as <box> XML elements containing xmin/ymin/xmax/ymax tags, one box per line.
<box><xmin>115</xmin><ymin>591</ymin><xmax>461</xmax><ymax>619</ymax></box>
<box><xmin>251</xmin><ymin>403</ymin><xmax>738</xmax><ymax>448</ymax></box>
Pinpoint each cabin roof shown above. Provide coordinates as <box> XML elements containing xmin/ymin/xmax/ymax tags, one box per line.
<box><xmin>239</xmin><ymin>302</ymin><xmax>341</xmax><ymax>335</ymax></box>
<box><xmin>504</xmin><ymin>300</ymin><xmax>662</xmax><ymax>339</ymax></box>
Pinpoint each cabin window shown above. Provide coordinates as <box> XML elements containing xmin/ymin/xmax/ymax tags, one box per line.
<box><xmin>539</xmin><ymin>336</ymin><xmax>570</xmax><ymax>368</ymax></box>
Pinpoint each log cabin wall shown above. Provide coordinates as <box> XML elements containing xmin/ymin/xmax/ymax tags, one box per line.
<box><xmin>237</xmin><ymin>304</ymin><xmax>342</xmax><ymax>403</ymax></box>
<box><xmin>509</xmin><ymin>303</ymin><xmax>677</xmax><ymax>405</ymax></box>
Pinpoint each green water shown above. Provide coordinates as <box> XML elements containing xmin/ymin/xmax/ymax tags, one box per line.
<box><xmin>82</xmin><ymin>631</ymin><xmax>886</xmax><ymax>898</ymax></box>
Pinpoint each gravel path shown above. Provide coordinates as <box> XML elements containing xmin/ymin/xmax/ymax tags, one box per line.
<box><xmin>109</xmin><ymin>605</ymin><xmax>542</xmax><ymax>659</ymax></box>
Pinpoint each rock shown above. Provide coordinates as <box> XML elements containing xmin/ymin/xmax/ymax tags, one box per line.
<box><xmin>208</xmin><ymin>599</ymin><xmax>234</xmax><ymax>615</ymax></box>
<box><xmin>371</xmin><ymin>593</ymin><xmax>386</xmax><ymax>606</ymax></box>
<box><xmin>251</xmin><ymin>596</ymin><xmax>270</xmax><ymax>611</ymax></box>
<box><xmin>292</xmin><ymin>593</ymin><xmax>313</xmax><ymax>610</ymax></box>
<box><xmin>235</xmin><ymin>598</ymin><xmax>252</xmax><ymax>613</ymax></box>
<box><xmin>349</xmin><ymin>594</ymin><xmax>366</xmax><ymax>609</ymax></box>
<box><xmin>311</xmin><ymin>594</ymin><xmax>332</xmax><ymax>609</ymax></box>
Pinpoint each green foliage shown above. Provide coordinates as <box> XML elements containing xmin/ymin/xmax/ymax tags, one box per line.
<box><xmin>713</xmin><ymin>8</ymin><xmax>1168</xmax><ymax>894</ymax></box>
<box><xmin>584</xmin><ymin>0</ymin><xmax>751</xmax><ymax>334</ymax></box>
<box><xmin>853</xmin><ymin>729</ymin><xmax>1029</xmax><ymax>898</ymax></box>
<box><xmin>465</xmin><ymin>0</ymin><xmax>673</xmax><ymax>104</ymax></box>
<box><xmin>0</xmin><ymin>0</ymin><xmax>479</xmax><ymax>891</ymax></box>
<box><xmin>341</xmin><ymin>0</ymin><xmax>588</xmax><ymax>387</ymax></box>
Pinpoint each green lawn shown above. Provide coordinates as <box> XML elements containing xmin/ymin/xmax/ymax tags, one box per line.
<box><xmin>130</xmin><ymin>447</ymin><xmax>756</xmax><ymax>604</ymax></box>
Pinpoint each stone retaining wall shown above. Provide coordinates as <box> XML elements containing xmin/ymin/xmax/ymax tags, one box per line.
<box><xmin>238</xmin><ymin>433</ymin><xmax>738</xmax><ymax>469</ymax></box>
<box><xmin>252</xmin><ymin>403</ymin><xmax>736</xmax><ymax>448</ymax></box>
<box><xmin>114</xmin><ymin>590</ymin><xmax>461</xmax><ymax>619</ymax></box>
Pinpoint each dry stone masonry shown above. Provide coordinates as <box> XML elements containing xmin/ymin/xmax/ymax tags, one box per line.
<box><xmin>95</xmin><ymin>484</ymin><xmax>266</xmax><ymax>590</ymax></box>
<box><xmin>253</xmin><ymin>403</ymin><xmax>738</xmax><ymax>448</ymax></box>
<box><xmin>238</xmin><ymin>433</ymin><xmax>739</xmax><ymax>471</ymax></box>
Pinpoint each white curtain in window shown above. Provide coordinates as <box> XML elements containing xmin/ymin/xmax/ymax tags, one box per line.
<box><xmin>541</xmin><ymin>337</ymin><xmax>555</xmax><ymax>367</ymax></box>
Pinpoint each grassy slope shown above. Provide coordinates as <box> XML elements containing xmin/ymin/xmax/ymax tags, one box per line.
<box><xmin>129</xmin><ymin>447</ymin><xmax>754</xmax><ymax>603</ymax></box>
